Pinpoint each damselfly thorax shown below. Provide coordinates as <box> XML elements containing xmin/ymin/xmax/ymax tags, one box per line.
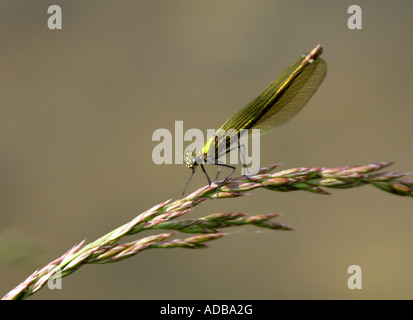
<box><xmin>184</xmin><ymin>129</ymin><xmax>244</xmax><ymax>167</ymax></box>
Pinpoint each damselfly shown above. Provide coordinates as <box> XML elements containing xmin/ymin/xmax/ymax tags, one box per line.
<box><xmin>183</xmin><ymin>44</ymin><xmax>327</xmax><ymax>196</ymax></box>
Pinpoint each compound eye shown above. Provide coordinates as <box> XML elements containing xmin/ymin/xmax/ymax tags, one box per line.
<box><xmin>184</xmin><ymin>151</ymin><xmax>196</xmax><ymax>167</ymax></box>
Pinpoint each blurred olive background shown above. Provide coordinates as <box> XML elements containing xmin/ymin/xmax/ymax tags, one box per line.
<box><xmin>1</xmin><ymin>0</ymin><xmax>412</xmax><ymax>300</ymax></box>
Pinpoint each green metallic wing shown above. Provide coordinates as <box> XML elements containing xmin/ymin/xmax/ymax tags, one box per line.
<box><xmin>222</xmin><ymin>48</ymin><xmax>326</xmax><ymax>135</ymax></box>
<box><xmin>202</xmin><ymin>45</ymin><xmax>327</xmax><ymax>155</ymax></box>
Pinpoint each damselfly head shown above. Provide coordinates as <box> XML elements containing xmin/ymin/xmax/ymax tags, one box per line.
<box><xmin>184</xmin><ymin>151</ymin><xmax>198</xmax><ymax>168</ymax></box>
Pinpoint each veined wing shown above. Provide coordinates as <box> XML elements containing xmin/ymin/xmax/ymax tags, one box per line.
<box><xmin>219</xmin><ymin>45</ymin><xmax>327</xmax><ymax>137</ymax></box>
